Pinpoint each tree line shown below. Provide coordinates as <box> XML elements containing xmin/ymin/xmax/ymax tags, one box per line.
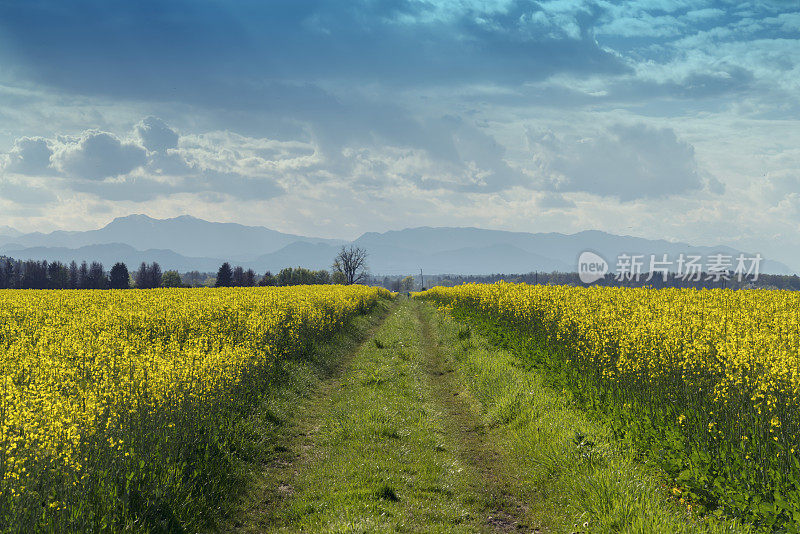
<box><xmin>0</xmin><ymin>258</ymin><xmax>173</xmax><ymax>290</ymax></box>
<box><xmin>0</xmin><ymin>246</ymin><xmax>371</xmax><ymax>290</ymax></box>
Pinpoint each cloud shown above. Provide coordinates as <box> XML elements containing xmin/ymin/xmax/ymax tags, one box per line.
<box><xmin>537</xmin><ymin>191</ymin><xmax>575</xmax><ymax>209</ymax></box>
<box><xmin>2</xmin><ymin>137</ymin><xmax>55</xmax><ymax>175</ymax></box>
<box><xmin>0</xmin><ymin>0</ymin><xmax>629</xmax><ymax>106</ymax></box>
<box><xmin>531</xmin><ymin>123</ymin><xmax>706</xmax><ymax>201</ymax></box>
<box><xmin>66</xmin><ymin>175</ymin><xmax>175</xmax><ymax>202</ymax></box>
<box><xmin>0</xmin><ymin>177</ymin><xmax>57</xmax><ymax>204</ymax></box>
<box><xmin>764</xmin><ymin>171</ymin><xmax>800</xmax><ymax>205</ymax></box>
<box><xmin>67</xmin><ymin>169</ymin><xmax>285</xmax><ymax>202</ymax></box>
<box><xmin>191</xmin><ymin>169</ymin><xmax>285</xmax><ymax>201</ymax></box>
<box><xmin>0</xmin><ymin>119</ymin><xmax>292</xmax><ymax>203</ymax></box>
<box><xmin>54</xmin><ymin>131</ymin><xmax>147</xmax><ymax>180</ymax></box>
<box><xmin>136</xmin><ymin>116</ymin><xmax>179</xmax><ymax>152</ymax></box>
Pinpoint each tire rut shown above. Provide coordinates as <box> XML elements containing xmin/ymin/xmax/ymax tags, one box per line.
<box><xmin>415</xmin><ymin>302</ymin><xmax>541</xmax><ymax>533</ymax></box>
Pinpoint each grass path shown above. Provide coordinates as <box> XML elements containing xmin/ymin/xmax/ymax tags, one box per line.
<box><xmin>229</xmin><ymin>297</ymin><xmax>528</xmax><ymax>532</ymax></box>
<box><xmin>415</xmin><ymin>303</ymin><xmax>536</xmax><ymax>532</ymax></box>
<box><xmin>262</xmin><ymin>298</ymin><xmax>489</xmax><ymax>532</ymax></box>
<box><xmin>225</xmin><ymin>297</ymin><xmax>748</xmax><ymax>533</ymax></box>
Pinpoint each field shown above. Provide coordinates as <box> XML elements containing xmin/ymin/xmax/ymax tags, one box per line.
<box><xmin>0</xmin><ymin>285</ymin><xmax>390</xmax><ymax>531</ymax></box>
<box><xmin>417</xmin><ymin>283</ymin><xmax>800</xmax><ymax>531</ymax></box>
<box><xmin>0</xmin><ymin>283</ymin><xmax>795</xmax><ymax>532</ymax></box>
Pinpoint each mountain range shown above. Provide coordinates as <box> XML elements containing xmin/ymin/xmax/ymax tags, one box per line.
<box><xmin>0</xmin><ymin>215</ymin><xmax>793</xmax><ymax>275</ymax></box>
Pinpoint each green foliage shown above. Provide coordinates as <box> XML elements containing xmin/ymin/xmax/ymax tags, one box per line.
<box><xmin>400</xmin><ymin>275</ymin><xmax>415</xmax><ymax>291</ymax></box>
<box><xmin>258</xmin><ymin>271</ymin><xmax>276</xmax><ymax>286</ymax></box>
<box><xmin>276</xmin><ymin>267</ymin><xmax>332</xmax><ymax>286</ymax></box>
<box><xmin>160</xmin><ymin>270</ymin><xmax>183</xmax><ymax>288</ymax></box>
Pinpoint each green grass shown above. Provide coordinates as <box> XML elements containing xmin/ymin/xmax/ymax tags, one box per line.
<box><xmin>263</xmin><ymin>299</ymin><xmax>485</xmax><ymax>533</ymax></box>
<box><xmin>219</xmin><ymin>297</ymin><xmax>396</xmax><ymax>532</ymax></box>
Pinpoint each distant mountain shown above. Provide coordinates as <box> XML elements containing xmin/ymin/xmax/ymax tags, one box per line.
<box><xmin>0</xmin><ymin>225</ymin><xmax>21</xmax><ymax>238</ymax></box>
<box><xmin>0</xmin><ymin>217</ymin><xmax>792</xmax><ymax>275</ymax></box>
<box><xmin>353</xmin><ymin>227</ymin><xmax>793</xmax><ymax>275</ymax></box>
<box><xmin>0</xmin><ymin>214</ymin><xmax>344</xmax><ymax>259</ymax></box>
<box><xmin>250</xmin><ymin>242</ymin><xmax>338</xmax><ymax>271</ymax></box>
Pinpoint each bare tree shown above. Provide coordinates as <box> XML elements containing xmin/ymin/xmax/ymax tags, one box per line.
<box><xmin>332</xmin><ymin>245</ymin><xmax>368</xmax><ymax>285</ymax></box>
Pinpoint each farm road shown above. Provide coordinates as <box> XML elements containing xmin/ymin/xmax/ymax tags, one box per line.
<box><xmin>228</xmin><ymin>298</ymin><xmax>536</xmax><ymax>533</ymax></box>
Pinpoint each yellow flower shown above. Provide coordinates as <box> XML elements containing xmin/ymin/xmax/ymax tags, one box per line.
<box><xmin>0</xmin><ymin>284</ymin><xmax>392</xmax><ymax>513</ymax></box>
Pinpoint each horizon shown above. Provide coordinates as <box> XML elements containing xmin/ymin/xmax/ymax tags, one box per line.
<box><xmin>0</xmin><ymin>211</ymin><xmax>761</xmax><ymax>249</ymax></box>
<box><xmin>1</xmin><ymin>212</ymin><xmax>795</xmax><ymax>276</ymax></box>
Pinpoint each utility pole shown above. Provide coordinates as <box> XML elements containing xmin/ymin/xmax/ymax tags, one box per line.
<box><xmin>419</xmin><ymin>268</ymin><xmax>424</xmax><ymax>291</ymax></box>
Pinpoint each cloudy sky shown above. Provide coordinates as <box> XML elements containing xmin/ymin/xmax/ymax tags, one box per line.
<box><xmin>1</xmin><ymin>1</ymin><xmax>799</xmax><ymax>267</ymax></box>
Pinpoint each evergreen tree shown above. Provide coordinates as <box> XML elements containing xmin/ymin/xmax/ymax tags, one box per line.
<box><xmin>109</xmin><ymin>263</ymin><xmax>130</xmax><ymax>289</ymax></box>
<box><xmin>149</xmin><ymin>262</ymin><xmax>162</xmax><ymax>289</ymax></box>
<box><xmin>88</xmin><ymin>262</ymin><xmax>108</xmax><ymax>289</ymax></box>
<box><xmin>78</xmin><ymin>261</ymin><xmax>89</xmax><ymax>289</ymax></box>
<box><xmin>232</xmin><ymin>266</ymin><xmax>245</xmax><ymax>286</ymax></box>
<box><xmin>0</xmin><ymin>257</ymin><xmax>10</xmax><ymax>289</ymax></box>
<box><xmin>48</xmin><ymin>261</ymin><xmax>69</xmax><ymax>289</ymax></box>
<box><xmin>135</xmin><ymin>262</ymin><xmax>149</xmax><ymax>288</ymax></box>
<box><xmin>68</xmin><ymin>261</ymin><xmax>79</xmax><ymax>289</ymax></box>
<box><xmin>215</xmin><ymin>262</ymin><xmax>233</xmax><ymax>287</ymax></box>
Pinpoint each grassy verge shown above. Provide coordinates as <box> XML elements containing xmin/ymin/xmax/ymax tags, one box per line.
<box><xmin>417</xmin><ymin>301</ymin><xmax>751</xmax><ymax>533</ymax></box>
<box><xmin>212</xmin><ymin>296</ymin><xmax>396</xmax><ymax>532</ymax></box>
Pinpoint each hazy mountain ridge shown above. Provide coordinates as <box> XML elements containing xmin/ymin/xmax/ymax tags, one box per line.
<box><xmin>0</xmin><ymin>215</ymin><xmax>345</xmax><ymax>258</ymax></box>
<box><xmin>0</xmin><ymin>217</ymin><xmax>793</xmax><ymax>275</ymax></box>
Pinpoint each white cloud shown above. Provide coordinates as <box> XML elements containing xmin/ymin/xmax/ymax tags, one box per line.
<box><xmin>53</xmin><ymin>131</ymin><xmax>147</xmax><ymax>180</ymax></box>
<box><xmin>530</xmin><ymin>123</ymin><xmax>706</xmax><ymax>201</ymax></box>
<box><xmin>2</xmin><ymin>137</ymin><xmax>55</xmax><ymax>175</ymax></box>
<box><xmin>135</xmin><ymin>116</ymin><xmax>179</xmax><ymax>152</ymax></box>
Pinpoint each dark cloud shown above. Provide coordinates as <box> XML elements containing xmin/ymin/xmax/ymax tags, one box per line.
<box><xmin>3</xmin><ymin>137</ymin><xmax>55</xmax><ymax>175</ymax></box>
<box><xmin>532</xmin><ymin>123</ymin><xmax>706</xmax><ymax>201</ymax></box>
<box><xmin>0</xmin><ymin>0</ymin><xmax>628</xmax><ymax>105</ymax></box>
<box><xmin>136</xmin><ymin>116</ymin><xmax>179</xmax><ymax>152</ymax></box>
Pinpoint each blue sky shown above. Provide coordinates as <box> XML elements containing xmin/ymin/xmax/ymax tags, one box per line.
<box><xmin>0</xmin><ymin>1</ymin><xmax>799</xmax><ymax>266</ymax></box>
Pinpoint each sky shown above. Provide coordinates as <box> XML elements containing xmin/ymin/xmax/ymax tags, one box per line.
<box><xmin>0</xmin><ymin>1</ymin><xmax>799</xmax><ymax>267</ymax></box>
